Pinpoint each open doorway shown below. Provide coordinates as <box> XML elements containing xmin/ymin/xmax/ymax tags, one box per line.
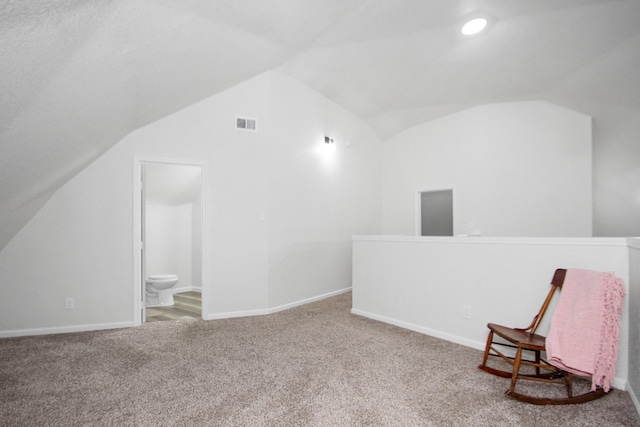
<box><xmin>416</xmin><ymin>189</ymin><xmax>454</xmax><ymax>236</ymax></box>
<box><xmin>137</xmin><ymin>161</ymin><xmax>204</xmax><ymax>323</ymax></box>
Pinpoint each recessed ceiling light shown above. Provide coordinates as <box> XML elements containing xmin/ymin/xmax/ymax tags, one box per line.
<box><xmin>461</xmin><ymin>18</ymin><xmax>487</xmax><ymax>35</ymax></box>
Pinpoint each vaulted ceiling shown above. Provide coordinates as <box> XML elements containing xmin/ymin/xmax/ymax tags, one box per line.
<box><xmin>1</xmin><ymin>0</ymin><xmax>639</xmax><ymax>249</ymax></box>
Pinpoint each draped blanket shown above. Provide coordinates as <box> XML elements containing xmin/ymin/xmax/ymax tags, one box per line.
<box><xmin>545</xmin><ymin>269</ymin><xmax>625</xmax><ymax>392</ymax></box>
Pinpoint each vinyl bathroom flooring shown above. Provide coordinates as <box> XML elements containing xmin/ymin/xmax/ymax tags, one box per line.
<box><xmin>146</xmin><ymin>291</ymin><xmax>201</xmax><ymax>323</ymax></box>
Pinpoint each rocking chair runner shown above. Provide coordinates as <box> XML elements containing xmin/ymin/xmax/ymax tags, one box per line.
<box><xmin>478</xmin><ymin>268</ymin><xmax>608</xmax><ymax>405</ymax></box>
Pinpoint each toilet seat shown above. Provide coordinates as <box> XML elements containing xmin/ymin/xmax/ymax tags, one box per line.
<box><xmin>147</xmin><ymin>274</ymin><xmax>178</xmax><ymax>281</ymax></box>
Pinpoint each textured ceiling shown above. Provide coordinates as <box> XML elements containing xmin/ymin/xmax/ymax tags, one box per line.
<box><xmin>1</xmin><ymin>0</ymin><xmax>639</xmax><ymax>250</ymax></box>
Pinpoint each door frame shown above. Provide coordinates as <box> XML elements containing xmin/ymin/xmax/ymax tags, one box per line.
<box><xmin>133</xmin><ymin>157</ymin><xmax>206</xmax><ymax>325</ymax></box>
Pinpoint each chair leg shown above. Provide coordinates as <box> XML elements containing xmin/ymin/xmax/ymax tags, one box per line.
<box><xmin>535</xmin><ymin>350</ymin><xmax>540</xmax><ymax>376</ymax></box>
<box><xmin>509</xmin><ymin>347</ymin><xmax>524</xmax><ymax>395</ymax></box>
<box><xmin>480</xmin><ymin>330</ymin><xmax>494</xmax><ymax>368</ymax></box>
<box><xmin>505</xmin><ymin>350</ymin><xmax>608</xmax><ymax>405</ymax></box>
<box><xmin>565</xmin><ymin>372</ymin><xmax>573</xmax><ymax>398</ymax></box>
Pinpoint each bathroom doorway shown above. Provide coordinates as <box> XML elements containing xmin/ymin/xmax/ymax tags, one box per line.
<box><xmin>139</xmin><ymin>161</ymin><xmax>204</xmax><ymax>323</ymax></box>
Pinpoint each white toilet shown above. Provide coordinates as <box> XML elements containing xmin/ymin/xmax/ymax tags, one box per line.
<box><xmin>145</xmin><ymin>274</ymin><xmax>179</xmax><ymax>307</ymax></box>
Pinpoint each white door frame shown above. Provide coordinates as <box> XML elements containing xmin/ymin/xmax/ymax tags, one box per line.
<box><xmin>133</xmin><ymin>157</ymin><xmax>206</xmax><ymax>325</ymax></box>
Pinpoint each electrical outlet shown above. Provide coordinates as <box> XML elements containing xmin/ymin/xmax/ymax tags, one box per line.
<box><xmin>462</xmin><ymin>305</ymin><xmax>471</xmax><ymax>319</ymax></box>
<box><xmin>65</xmin><ymin>297</ymin><xmax>74</xmax><ymax>310</ymax></box>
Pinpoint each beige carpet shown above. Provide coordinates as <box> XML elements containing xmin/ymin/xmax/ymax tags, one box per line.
<box><xmin>1</xmin><ymin>292</ymin><xmax>638</xmax><ymax>426</ymax></box>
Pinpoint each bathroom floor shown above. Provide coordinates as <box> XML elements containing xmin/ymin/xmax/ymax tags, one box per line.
<box><xmin>146</xmin><ymin>291</ymin><xmax>201</xmax><ymax>322</ymax></box>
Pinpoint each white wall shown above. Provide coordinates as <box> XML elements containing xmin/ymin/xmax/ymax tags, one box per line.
<box><xmin>0</xmin><ymin>71</ymin><xmax>383</xmax><ymax>336</ymax></box>
<box><xmin>592</xmin><ymin>106</ymin><xmax>640</xmax><ymax>237</ymax></box>
<box><xmin>191</xmin><ymin>185</ymin><xmax>203</xmax><ymax>290</ymax></box>
<box><xmin>628</xmin><ymin>238</ymin><xmax>640</xmax><ymax>410</ymax></box>
<box><xmin>382</xmin><ymin>101</ymin><xmax>592</xmax><ymax>237</ymax></box>
<box><xmin>0</xmin><ymin>142</ymin><xmax>134</xmax><ymax>333</ymax></box>
<box><xmin>265</xmin><ymin>72</ymin><xmax>383</xmax><ymax>307</ymax></box>
<box><xmin>352</xmin><ymin>236</ymin><xmax>631</xmax><ymax>389</ymax></box>
<box><xmin>145</xmin><ymin>203</ymin><xmax>193</xmax><ymax>288</ymax></box>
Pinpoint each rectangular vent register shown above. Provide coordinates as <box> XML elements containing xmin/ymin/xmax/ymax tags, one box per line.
<box><xmin>236</xmin><ymin>116</ymin><xmax>257</xmax><ymax>131</ymax></box>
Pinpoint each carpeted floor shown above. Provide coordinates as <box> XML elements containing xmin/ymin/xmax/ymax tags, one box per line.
<box><xmin>1</xmin><ymin>292</ymin><xmax>638</xmax><ymax>426</ymax></box>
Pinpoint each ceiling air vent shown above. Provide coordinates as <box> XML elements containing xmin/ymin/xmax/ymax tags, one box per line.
<box><xmin>236</xmin><ymin>116</ymin><xmax>257</xmax><ymax>132</ymax></box>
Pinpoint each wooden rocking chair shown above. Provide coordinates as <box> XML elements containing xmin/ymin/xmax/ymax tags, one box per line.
<box><xmin>478</xmin><ymin>268</ymin><xmax>607</xmax><ymax>405</ymax></box>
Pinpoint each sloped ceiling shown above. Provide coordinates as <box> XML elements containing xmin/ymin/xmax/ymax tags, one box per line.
<box><xmin>1</xmin><ymin>0</ymin><xmax>639</xmax><ymax>250</ymax></box>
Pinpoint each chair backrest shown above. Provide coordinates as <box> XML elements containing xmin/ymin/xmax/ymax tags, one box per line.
<box><xmin>529</xmin><ymin>268</ymin><xmax>567</xmax><ymax>334</ymax></box>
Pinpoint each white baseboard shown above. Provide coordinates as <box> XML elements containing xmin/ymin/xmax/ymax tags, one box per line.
<box><xmin>351</xmin><ymin>308</ymin><xmax>629</xmax><ymax>392</ymax></box>
<box><xmin>207</xmin><ymin>287</ymin><xmax>352</xmax><ymax>321</ymax></box>
<box><xmin>172</xmin><ymin>285</ymin><xmax>202</xmax><ymax>294</ymax></box>
<box><xmin>351</xmin><ymin>308</ymin><xmax>486</xmax><ymax>351</ymax></box>
<box><xmin>628</xmin><ymin>383</ymin><xmax>640</xmax><ymax>415</ymax></box>
<box><xmin>267</xmin><ymin>287</ymin><xmax>352</xmax><ymax>315</ymax></box>
<box><xmin>0</xmin><ymin>321</ymin><xmax>135</xmax><ymax>339</ymax></box>
<box><xmin>614</xmin><ymin>377</ymin><xmax>628</xmax><ymax>392</ymax></box>
<box><xmin>207</xmin><ymin>308</ymin><xmax>271</xmax><ymax>320</ymax></box>
<box><xmin>1</xmin><ymin>288</ymin><xmax>350</xmax><ymax>337</ymax></box>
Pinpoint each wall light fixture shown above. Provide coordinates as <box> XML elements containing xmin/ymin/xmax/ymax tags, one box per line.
<box><xmin>461</xmin><ymin>18</ymin><xmax>487</xmax><ymax>35</ymax></box>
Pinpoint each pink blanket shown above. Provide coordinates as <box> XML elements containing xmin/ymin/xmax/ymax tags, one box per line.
<box><xmin>545</xmin><ymin>269</ymin><xmax>625</xmax><ymax>392</ymax></box>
